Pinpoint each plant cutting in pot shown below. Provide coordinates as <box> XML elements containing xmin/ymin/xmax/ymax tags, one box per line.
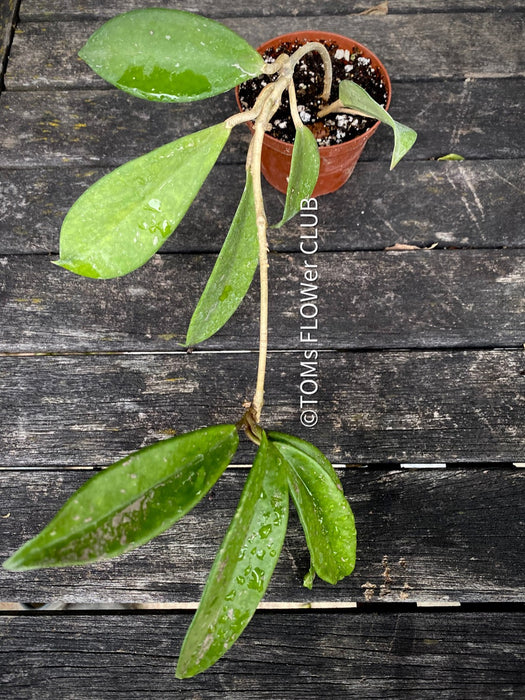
<box><xmin>3</xmin><ymin>9</ymin><xmax>416</xmax><ymax>678</ymax></box>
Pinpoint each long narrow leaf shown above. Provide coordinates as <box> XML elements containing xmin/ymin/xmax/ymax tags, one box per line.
<box><xmin>79</xmin><ymin>9</ymin><xmax>265</xmax><ymax>102</ymax></box>
<box><xmin>3</xmin><ymin>425</ymin><xmax>239</xmax><ymax>571</ymax></box>
<box><xmin>273</xmin><ymin>125</ymin><xmax>320</xmax><ymax>228</ymax></box>
<box><xmin>176</xmin><ymin>433</ymin><xmax>288</xmax><ymax>678</ymax></box>
<box><xmin>185</xmin><ymin>171</ymin><xmax>259</xmax><ymax>346</ymax></box>
<box><xmin>56</xmin><ymin>123</ymin><xmax>230</xmax><ymax>279</ymax></box>
<box><xmin>268</xmin><ymin>431</ymin><xmax>339</xmax><ymax>486</ymax></box>
<box><xmin>269</xmin><ymin>431</ymin><xmax>356</xmax><ymax>586</ymax></box>
<box><xmin>339</xmin><ymin>80</ymin><xmax>417</xmax><ymax>169</ymax></box>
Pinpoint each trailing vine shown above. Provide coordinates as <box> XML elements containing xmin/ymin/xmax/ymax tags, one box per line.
<box><xmin>3</xmin><ymin>9</ymin><xmax>416</xmax><ymax>678</ymax></box>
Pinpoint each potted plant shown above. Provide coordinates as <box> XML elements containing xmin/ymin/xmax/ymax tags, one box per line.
<box><xmin>3</xmin><ymin>9</ymin><xmax>416</xmax><ymax>678</ymax></box>
<box><xmin>236</xmin><ymin>29</ymin><xmax>393</xmax><ymax>196</ymax></box>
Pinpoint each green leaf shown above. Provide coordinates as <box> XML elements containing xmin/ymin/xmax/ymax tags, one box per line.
<box><xmin>437</xmin><ymin>153</ymin><xmax>465</xmax><ymax>161</ymax></box>
<box><xmin>273</xmin><ymin>125</ymin><xmax>320</xmax><ymax>228</ymax></box>
<box><xmin>3</xmin><ymin>425</ymin><xmax>239</xmax><ymax>571</ymax></box>
<box><xmin>268</xmin><ymin>431</ymin><xmax>339</xmax><ymax>486</ymax></box>
<box><xmin>339</xmin><ymin>80</ymin><xmax>417</xmax><ymax>169</ymax></box>
<box><xmin>79</xmin><ymin>9</ymin><xmax>265</xmax><ymax>102</ymax></box>
<box><xmin>176</xmin><ymin>433</ymin><xmax>288</xmax><ymax>678</ymax></box>
<box><xmin>185</xmin><ymin>172</ymin><xmax>259</xmax><ymax>346</ymax></box>
<box><xmin>269</xmin><ymin>431</ymin><xmax>356</xmax><ymax>586</ymax></box>
<box><xmin>303</xmin><ymin>564</ymin><xmax>316</xmax><ymax>590</ymax></box>
<box><xmin>55</xmin><ymin>123</ymin><xmax>230</xmax><ymax>279</ymax></box>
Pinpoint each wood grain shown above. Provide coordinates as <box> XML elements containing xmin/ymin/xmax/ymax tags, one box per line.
<box><xmin>0</xmin><ymin>350</ymin><xmax>523</xmax><ymax>465</ymax></box>
<box><xmin>1</xmin><ymin>468</ymin><xmax>523</xmax><ymax>602</ymax></box>
<box><xmin>1</xmin><ymin>612</ymin><xmax>524</xmax><ymax>698</ymax></box>
<box><xmin>2</xmin><ymin>78</ymin><xmax>523</xmax><ymax>168</ymax></box>
<box><xmin>0</xmin><ymin>0</ymin><xmax>523</xmax><ymax>694</ymax></box>
<box><xmin>6</xmin><ymin>13</ymin><xmax>524</xmax><ymax>90</ymax></box>
<box><xmin>19</xmin><ymin>0</ymin><xmax>525</xmax><ymax>20</ymax></box>
<box><xmin>2</xmin><ymin>160</ymin><xmax>524</xmax><ymax>253</ymax></box>
<box><xmin>0</xmin><ymin>0</ymin><xmax>19</xmax><ymax>88</ymax></box>
<box><xmin>0</xmin><ymin>250</ymin><xmax>523</xmax><ymax>352</ymax></box>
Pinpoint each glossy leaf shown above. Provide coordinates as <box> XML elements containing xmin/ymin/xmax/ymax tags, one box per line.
<box><xmin>176</xmin><ymin>433</ymin><xmax>288</xmax><ymax>678</ymax></box>
<box><xmin>269</xmin><ymin>431</ymin><xmax>356</xmax><ymax>586</ymax></box>
<box><xmin>273</xmin><ymin>125</ymin><xmax>320</xmax><ymax>228</ymax></box>
<box><xmin>339</xmin><ymin>79</ymin><xmax>417</xmax><ymax>169</ymax></box>
<box><xmin>3</xmin><ymin>425</ymin><xmax>239</xmax><ymax>571</ymax></box>
<box><xmin>268</xmin><ymin>431</ymin><xmax>339</xmax><ymax>486</ymax></box>
<box><xmin>79</xmin><ymin>9</ymin><xmax>265</xmax><ymax>102</ymax></box>
<box><xmin>185</xmin><ymin>172</ymin><xmax>259</xmax><ymax>346</ymax></box>
<box><xmin>55</xmin><ymin>123</ymin><xmax>230</xmax><ymax>279</ymax></box>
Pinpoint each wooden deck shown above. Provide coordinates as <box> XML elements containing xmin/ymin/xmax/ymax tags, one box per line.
<box><xmin>1</xmin><ymin>1</ymin><xmax>524</xmax><ymax>696</ymax></box>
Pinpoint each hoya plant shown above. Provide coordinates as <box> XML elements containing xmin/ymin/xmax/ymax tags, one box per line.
<box><xmin>3</xmin><ymin>9</ymin><xmax>416</xmax><ymax>678</ymax></box>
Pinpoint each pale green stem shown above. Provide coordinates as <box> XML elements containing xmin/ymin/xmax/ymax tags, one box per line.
<box><xmin>285</xmin><ymin>42</ymin><xmax>332</xmax><ymax>101</ymax></box>
<box><xmin>287</xmin><ymin>80</ymin><xmax>304</xmax><ymax>132</ymax></box>
<box><xmin>238</xmin><ymin>41</ymin><xmax>334</xmax><ymax>430</ymax></box>
<box><xmin>317</xmin><ymin>98</ymin><xmax>373</xmax><ymax>120</ymax></box>
<box><xmin>248</xmin><ymin>90</ymin><xmax>283</xmax><ymax>424</ymax></box>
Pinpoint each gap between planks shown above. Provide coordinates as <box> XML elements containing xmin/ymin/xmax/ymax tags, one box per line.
<box><xmin>5</xmin><ymin>601</ymin><xmax>525</xmax><ymax>612</ymax></box>
<box><xmin>0</xmin><ymin>463</ymin><xmax>520</xmax><ymax>471</ymax></box>
<box><xmin>1</xmin><ymin>345</ymin><xmax>524</xmax><ymax>357</ymax></box>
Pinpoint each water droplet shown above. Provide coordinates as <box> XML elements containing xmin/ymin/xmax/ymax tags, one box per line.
<box><xmin>247</xmin><ymin>567</ymin><xmax>265</xmax><ymax>592</ymax></box>
<box><xmin>219</xmin><ymin>285</ymin><xmax>233</xmax><ymax>302</ymax></box>
<box><xmin>148</xmin><ymin>198</ymin><xmax>162</xmax><ymax>212</ymax></box>
<box><xmin>259</xmin><ymin>524</ymin><xmax>272</xmax><ymax>539</ymax></box>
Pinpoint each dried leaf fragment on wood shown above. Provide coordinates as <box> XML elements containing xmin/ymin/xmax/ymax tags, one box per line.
<box><xmin>385</xmin><ymin>242</ymin><xmax>439</xmax><ymax>251</ymax></box>
<box><xmin>359</xmin><ymin>2</ymin><xmax>388</xmax><ymax>15</ymax></box>
<box><xmin>385</xmin><ymin>243</ymin><xmax>422</xmax><ymax>251</ymax></box>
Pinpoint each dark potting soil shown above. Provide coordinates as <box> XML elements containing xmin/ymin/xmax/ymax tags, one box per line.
<box><xmin>238</xmin><ymin>39</ymin><xmax>388</xmax><ymax>146</ymax></box>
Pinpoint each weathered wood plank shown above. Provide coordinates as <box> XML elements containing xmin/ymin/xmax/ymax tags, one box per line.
<box><xmin>1</xmin><ymin>79</ymin><xmax>522</xmax><ymax>168</ymax></box>
<box><xmin>6</xmin><ymin>13</ymin><xmax>524</xmax><ymax>90</ymax></box>
<box><xmin>1</xmin><ymin>612</ymin><xmax>524</xmax><ymax>698</ymax></box>
<box><xmin>1</xmin><ymin>468</ymin><xmax>523</xmax><ymax>602</ymax></box>
<box><xmin>0</xmin><ymin>0</ymin><xmax>18</xmax><ymax>89</ymax></box>
<box><xmin>0</xmin><ymin>250</ymin><xmax>523</xmax><ymax>352</ymax></box>
<box><xmin>2</xmin><ymin>160</ymin><xmax>525</xmax><ymax>254</ymax></box>
<box><xmin>18</xmin><ymin>0</ymin><xmax>525</xmax><ymax>20</ymax></box>
<box><xmin>0</xmin><ymin>350</ymin><xmax>523</xmax><ymax>465</ymax></box>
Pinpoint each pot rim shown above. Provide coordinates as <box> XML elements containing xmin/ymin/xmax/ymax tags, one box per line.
<box><xmin>235</xmin><ymin>29</ymin><xmax>392</xmax><ymax>154</ymax></box>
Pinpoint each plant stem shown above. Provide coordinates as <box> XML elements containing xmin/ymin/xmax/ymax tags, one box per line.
<box><xmin>239</xmin><ymin>41</ymin><xmax>334</xmax><ymax>436</ymax></box>
<box><xmin>286</xmin><ymin>42</ymin><xmax>332</xmax><ymax>101</ymax></box>
<box><xmin>317</xmin><ymin>98</ymin><xmax>373</xmax><ymax>120</ymax></box>
<box><xmin>287</xmin><ymin>80</ymin><xmax>304</xmax><ymax>132</ymax></box>
<box><xmin>248</xmin><ymin>92</ymin><xmax>281</xmax><ymax>425</ymax></box>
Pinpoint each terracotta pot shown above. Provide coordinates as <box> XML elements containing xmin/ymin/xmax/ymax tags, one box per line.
<box><xmin>236</xmin><ymin>31</ymin><xmax>391</xmax><ymax>196</ymax></box>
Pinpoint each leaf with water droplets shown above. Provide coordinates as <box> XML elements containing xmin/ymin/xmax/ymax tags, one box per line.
<box><xmin>3</xmin><ymin>425</ymin><xmax>238</xmax><ymax>571</ymax></box>
<box><xmin>185</xmin><ymin>171</ymin><xmax>258</xmax><ymax>346</ymax></box>
<box><xmin>269</xmin><ymin>431</ymin><xmax>356</xmax><ymax>586</ymax></box>
<box><xmin>55</xmin><ymin>123</ymin><xmax>230</xmax><ymax>278</ymax></box>
<box><xmin>176</xmin><ymin>432</ymin><xmax>288</xmax><ymax>678</ymax></box>
<box><xmin>79</xmin><ymin>9</ymin><xmax>265</xmax><ymax>102</ymax></box>
<box><xmin>339</xmin><ymin>79</ymin><xmax>417</xmax><ymax>169</ymax></box>
<box><xmin>273</xmin><ymin>125</ymin><xmax>320</xmax><ymax>228</ymax></box>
